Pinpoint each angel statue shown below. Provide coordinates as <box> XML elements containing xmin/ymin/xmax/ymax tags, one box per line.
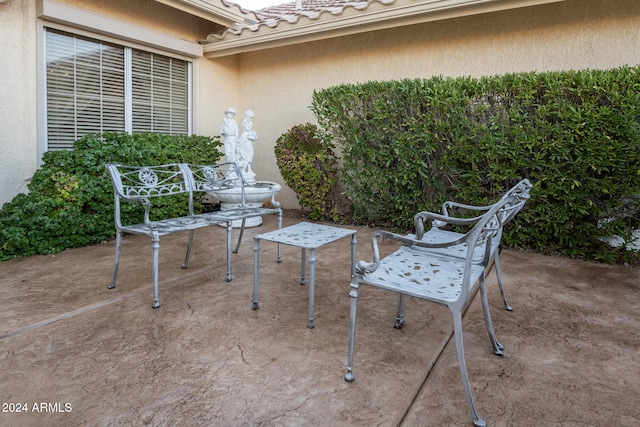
<box><xmin>236</xmin><ymin>109</ymin><xmax>257</xmax><ymax>184</ymax></box>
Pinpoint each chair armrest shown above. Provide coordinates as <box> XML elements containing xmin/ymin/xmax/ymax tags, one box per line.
<box><xmin>439</xmin><ymin>179</ymin><xmax>533</xmax><ymax>223</ymax></box>
<box><xmin>120</xmin><ymin>195</ymin><xmax>155</xmax><ymax>229</ymax></box>
<box><xmin>267</xmin><ymin>185</ymin><xmax>281</xmax><ymax>208</ymax></box>
<box><xmin>356</xmin><ymin>225</ymin><xmax>471</xmax><ymax>275</ymax></box>
<box><xmin>107</xmin><ymin>163</ymin><xmax>188</xmax><ymax>230</ymax></box>
<box><xmin>442</xmin><ymin>200</ymin><xmax>493</xmax><ymax>216</ymax></box>
<box><xmin>106</xmin><ymin>164</ymin><xmax>151</xmax><ymax>229</ymax></box>
<box><xmin>414</xmin><ymin>210</ymin><xmax>482</xmax><ymax>239</ymax></box>
<box><xmin>427</xmin><ymin>200</ymin><xmax>494</xmax><ymax>230</ymax></box>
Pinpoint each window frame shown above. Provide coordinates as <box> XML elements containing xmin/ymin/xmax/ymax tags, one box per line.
<box><xmin>37</xmin><ymin>4</ymin><xmax>200</xmax><ymax>158</ymax></box>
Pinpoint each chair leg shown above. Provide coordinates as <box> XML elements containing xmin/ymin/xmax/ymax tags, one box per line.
<box><xmin>479</xmin><ymin>274</ymin><xmax>504</xmax><ymax>355</ymax></box>
<box><xmin>276</xmin><ymin>210</ymin><xmax>283</xmax><ymax>263</ymax></box>
<box><xmin>182</xmin><ymin>230</ymin><xmax>195</xmax><ymax>269</ymax></box>
<box><xmin>494</xmin><ymin>250</ymin><xmax>512</xmax><ymax>311</ymax></box>
<box><xmin>451</xmin><ymin>309</ymin><xmax>486</xmax><ymax>427</ymax></box>
<box><xmin>225</xmin><ymin>222</ymin><xmax>233</xmax><ymax>282</ymax></box>
<box><xmin>151</xmin><ymin>233</ymin><xmax>161</xmax><ymax>309</ymax></box>
<box><xmin>108</xmin><ymin>231</ymin><xmax>123</xmax><ymax>289</ymax></box>
<box><xmin>394</xmin><ymin>293</ymin><xmax>405</xmax><ymax>329</ymax></box>
<box><xmin>252</xmin><ymin>237</ymin><xmax>260</xmax><ymax>310</ymax></box>
<box><xmin>345</xmin><ymin>281</ymin><xmax>360</xmax><ymax>382</ymax></box>
<box><xmin>233</xmin><ymin>218</ymin><xmax>247</xmax><ymax>254</ymax></box>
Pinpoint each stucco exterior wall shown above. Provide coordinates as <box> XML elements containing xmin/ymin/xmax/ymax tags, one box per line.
<box><xmin>196</xmin><ymin>55</ymin><xmax>239</xmax><ymax>140</ymax></box>
<box><xmin>49</xmin><ymin>0</ymin><xmax>219</xmax><ymax>41</ymax></box>
<box><xmin>0</xmin><ymin>0</ymin><xmax>236</xmax><ymax>206</ymax></box>
<box><xmin>0</xmin><ymin>0</ymin><xmax>38</xmax><ymax>206</ymax></box>
<box><xmin>232</xmin><ymin>0</ymin><xmax>640</xmax><ymax>208</ymax></box>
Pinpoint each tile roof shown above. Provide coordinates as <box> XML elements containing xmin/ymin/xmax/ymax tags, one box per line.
<box><xmin>253</xmin><ymin>0</ymin><xmax>374</xmax><ymax>22</ymax></box>
<box><xmin>218</xmin><ymin>0</ymin><xmax>388</xmax><ymax>34</ymax></box>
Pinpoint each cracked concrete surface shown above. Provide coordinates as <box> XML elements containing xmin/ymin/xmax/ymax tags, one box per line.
<box><xmin>1</xmin><ymin>214</ymin><xmax>639</xmax><ymax>426</ymax></box>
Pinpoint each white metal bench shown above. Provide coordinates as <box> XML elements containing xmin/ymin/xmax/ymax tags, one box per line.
<box><xmin>106</xmin><ymin>162</ymin><xmax>282</xmax><ymax>308</ymax></box>
<box><xmin>345</xmin><ymin>191</ymin><xmax>529</xmax><ymax>427</ymax></box>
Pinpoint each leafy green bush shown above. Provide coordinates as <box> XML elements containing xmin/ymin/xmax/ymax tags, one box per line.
<box><xmin>311</xmin><ymin>66</ymin><xmax>640</xmax><ymax>264</ymax></box>
<box><xmin>0</xmin><ymin>132</ymin><xmax>222</xmax><ymax>260</ymax></box>
<box><xmin>274</xmin><ymin>124</ymin><xmax>351</xmax><ymax>221</ymax></box>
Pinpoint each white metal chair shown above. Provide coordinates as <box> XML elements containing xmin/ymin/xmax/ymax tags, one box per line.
<box><xmin>411</xmin><ymin>179</ymin><xmax>532</xmax><ymax>311</ymax></box>
<box><xmin>345</xmin><ymin>194</ymin><xmax>526</xmax><ymax>427</ymax></box>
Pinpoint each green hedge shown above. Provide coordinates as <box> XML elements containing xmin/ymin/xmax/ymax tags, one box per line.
<box><xmin>0</xmin><ymin>132</ymin><xmax>222</xmax><ymax>261</ymax></box>
<box><xmin>310</xmin><ymin>66</ymin><xmax>640</xmax><ymax>263</ymax></box>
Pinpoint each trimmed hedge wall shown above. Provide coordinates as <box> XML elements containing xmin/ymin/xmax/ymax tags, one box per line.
<box><xmin>0</xmin><ymin>132</ymin><xmax>222</xmax><ymax>261</ymax></box>
<box><xmin>308</xmin><ymin>66</ymin><xmax>640</xmax><ymax>263</ymax></box>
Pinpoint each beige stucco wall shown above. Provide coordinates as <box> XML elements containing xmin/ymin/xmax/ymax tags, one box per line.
<box><xmin>49</xmin><ymin>0</ymin><xmax>219</xmax><ymax>41</ymax></box>
<box><xmin>0</xmin><ymin>0</ymin><xmax>38</xmax><ymax>206</ymax></box>
<box><xmin>0</xmin><ymin>0</ymin><xmax>237</xmax><ymax>206</ymax></box>
<box><xmin>231</xmin><ymin>0</ymin><xmax>640</xmax><ymax>208</ymax></box>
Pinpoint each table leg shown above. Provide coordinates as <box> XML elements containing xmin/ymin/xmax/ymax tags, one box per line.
<box><xmin>252</xmin><ymin>237</ymin><xmax>260</xmax><ymax>310</ymax></box>
<box><xmin>350</xmin><ymin>234</ymin><xmax>357</xmax><ymax>278</ymax></box>
<box><xmin>300</xmin><ymin>247</ymin><xmax>306</xmax><ymax>285</ymax></box>
<box><xmin>307</xmin><ymin>248</ymin><xmax>316</xmax><ymax>329</ymax></box>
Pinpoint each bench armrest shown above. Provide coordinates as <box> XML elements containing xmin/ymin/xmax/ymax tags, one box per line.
<box><xmin>106</xmin><ymin>163</ymin><xmax>190</xmax><ymax>230</ymax></box>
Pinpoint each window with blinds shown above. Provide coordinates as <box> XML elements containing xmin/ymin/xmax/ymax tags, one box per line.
<box><xmin>45</xmin><ymin>28</ymin><xmax>190</xmax><ymax>150</ymax></box>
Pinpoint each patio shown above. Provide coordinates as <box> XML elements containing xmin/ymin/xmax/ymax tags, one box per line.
<box><xmin>1</xmin><ymin>213</ymin><xmax>639</xmax><ymax>426</ymax></box>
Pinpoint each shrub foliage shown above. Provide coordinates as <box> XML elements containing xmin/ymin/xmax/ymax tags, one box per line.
<box><xmin>0</xmin><ymin>132</ymin><xmax>222</xmax><ymax>260</ymax></box>
<box><xmin>274</xmin><ymin>123</ymin><xmax>351</xmax><ymax>221</ymax></box>
<box><xmin>307</xmin><ymin>66</ymin><xmax>640</xmax><ymax>263</ymax></box>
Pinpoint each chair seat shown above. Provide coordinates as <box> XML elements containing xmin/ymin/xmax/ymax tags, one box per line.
<box><xmin>212</xmin><ymin>207</ymin><xmax>280</xmax><ymax>221</ymax></box>
<box><xmin>408</xmin><ymin>229</ymin><xmax>500</xmax><ymax>263</ymax></box>
<box><xmin>120</xmin><ymin>207</ymin><xmax>281</xmax><ymax>237</ymax></box>
<box><xmin>120</xmin><ymin>212</ymin><xmax>226</xmax><ymax>237</ymax></box>
<box><xmin>360</xmin><ymin>246</ymin><xmax>485</xmax><ymax>303</ymax></box>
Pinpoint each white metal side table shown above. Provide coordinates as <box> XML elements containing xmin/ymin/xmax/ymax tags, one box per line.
<box><xmin>252</xmin><ymin>221</ymin><xmax>357</xmax><ymax>328</ymax></box>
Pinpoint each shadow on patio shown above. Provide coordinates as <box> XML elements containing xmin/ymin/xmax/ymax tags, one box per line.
<box><xmin>1</xmin><ymin>214</ymin><xmax>639</xmax><ymax>426</ymax></box>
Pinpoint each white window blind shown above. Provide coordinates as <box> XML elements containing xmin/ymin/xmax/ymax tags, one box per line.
<box><xmin>45</xmin><ymin>28</ymin><xmax>189</xmax><ymax>150</ymax></box>
<box><xmin>131</xmin><ymin>50</ymin><xmax>189</xmax><ymax>134</ymax></box>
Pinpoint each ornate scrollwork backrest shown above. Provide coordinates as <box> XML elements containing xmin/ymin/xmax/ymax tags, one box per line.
<box><xmin>499</xmin><ymin>178</ymin><xmax>532</xmax><ymax>223</ymax></box>
<box><xmin>202</xmin><ymin>166</ymin><xmax>217</xmax><ymax>184</ymax></box>
<box><xmin>116</xmin><ymin>164</ymin><xmax>188</xmax><ymax>198</ymax></box>
<box><xmin>189</xmin><ymin>163</ymin><xmax>244</xmax><ymax>192</ymax></box>
<box><xmin>477</xmin><ymin>199</ymin><xmax>518</xmax><ymax>245</ymax></box>
<box><xmin>465</xmin><ymin>195</ymin><xmax>521</xmax><ymax>267</ymax></box>
<box><xmin>106</xmin><ymin>163</ymin><xmax>191</xmax><ymax>229</ymax></box>
<box><xmin>474</xmin><ymin>182</ymin><xmax>529</xmax><ymax>259</ymax></box>
<box><xmin>480</xmin><ymin>179</ymin><xmax>532</xmax><ymax>246</ymax></box>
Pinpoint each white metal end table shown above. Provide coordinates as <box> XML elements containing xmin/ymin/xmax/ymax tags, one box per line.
<box><xmin>252</xmin><ymin>221</ymin><xmax>357</xmax><ymax>328</ymax></box>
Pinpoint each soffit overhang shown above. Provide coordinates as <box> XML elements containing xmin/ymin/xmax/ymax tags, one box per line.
<box><xmin>202</xmin><ymin>0</ymin><xmax>566</xmax><ymax>58</ymax></box>
<box><xmin>154</xmin><ymin>0</ymin><xmax>256</xmax><ymax>27</ymax></box>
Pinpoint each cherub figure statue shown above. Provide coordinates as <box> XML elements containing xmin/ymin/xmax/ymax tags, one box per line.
<box><xmin>220</xmin><ymin>107</ymin><xmax>239</xmax><ymax>164</ymax></box>
<box><xmin>236</xmin><ymin>109</ymin><xmax>257</xmax><ymax>184</ymax></box>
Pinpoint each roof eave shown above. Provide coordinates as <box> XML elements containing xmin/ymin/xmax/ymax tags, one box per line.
<box><xmin>203</xmin><ymin>0</ymin><xmax>567</xmax><ymax>58</ymax></box>
<box><xmin>155</xmin><ymin>0</ymin><xmax>256</xmax><ymax>27</ymax></box>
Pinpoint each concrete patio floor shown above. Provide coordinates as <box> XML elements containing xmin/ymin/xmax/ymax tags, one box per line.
<box><xmin>1</xmin><ymin>214</ymin><xmax>639</xmax><ymax>426</ymax></box>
